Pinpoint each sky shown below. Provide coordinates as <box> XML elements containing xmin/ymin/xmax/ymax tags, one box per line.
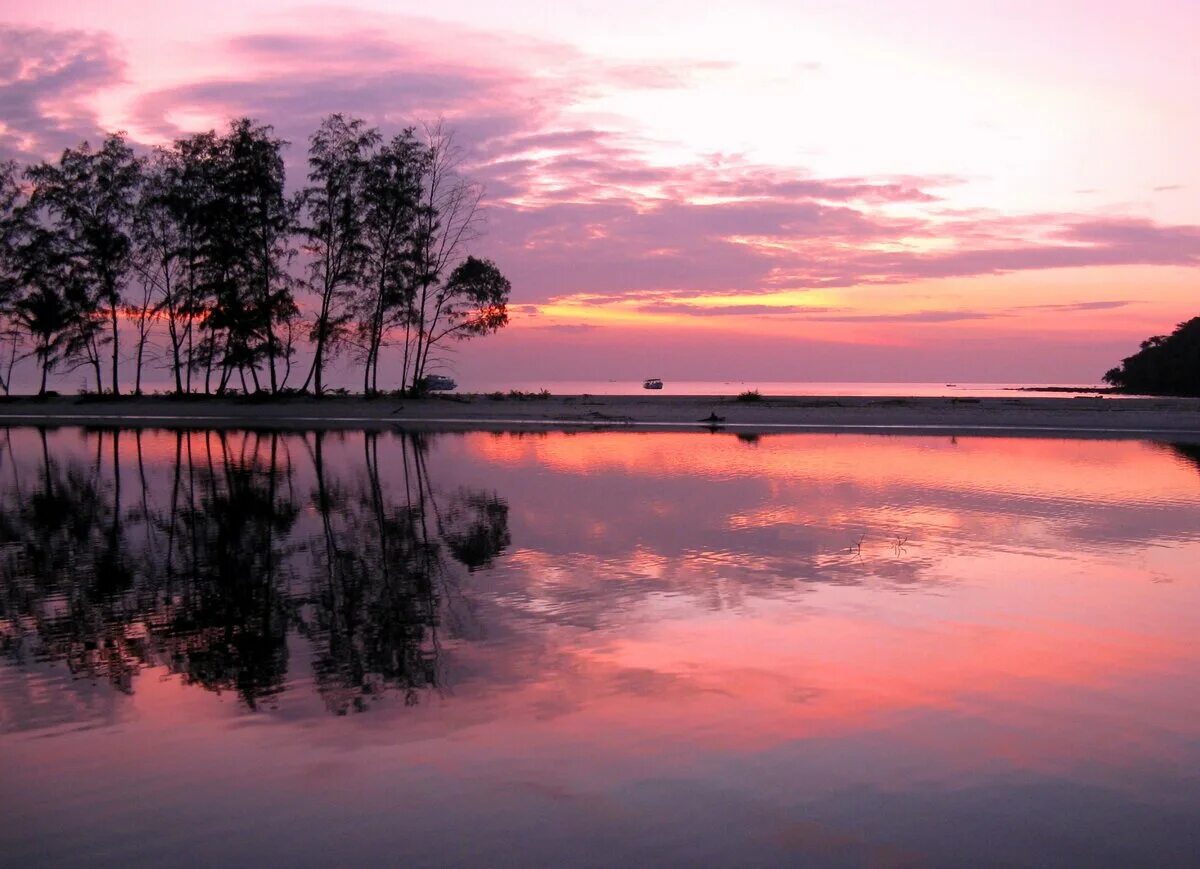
<box><xmin>1</xmin><ymin>0</ymin><xmax>1198</xmax><ymax>384</ymax></box>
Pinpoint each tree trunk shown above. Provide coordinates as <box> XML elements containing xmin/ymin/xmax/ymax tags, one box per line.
<box><xmin>362</xmin><ymin>341</ymin><xmax>372</xmax><ymax>395</ymax></box>
<box><xmin>411</xmin><ymin>293</ymin><xmax>427</xmax><ymax>392</ymax></box>
<box><xmin>267</xmin><ymin>337</ymin><xmax>278</xmax><ymax>394</ymax></box>
<box><xmin>135</xmin><ymin>328</ymin><xmax>147</xmax><ymax>395</ymax></box>
<box><xmin>90</xmin><ymin>337</ymin><xmax>103</xmax><ymax>394</ymax></box>
<box><xmin>167</xmin><ymin>307</ymin><xmax>183</xmax><ymax>394</ymax></box>
<box><xmin>110</xmin><ymin>299</ymin><xmax>120</xmax><ymax>396</ymax></box>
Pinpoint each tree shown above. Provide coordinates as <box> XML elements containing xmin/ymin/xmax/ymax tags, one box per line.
<box><xmin>0</xmin><ymin>161</ymin><xmax>27</xmax><ymax>393</ymax></box>
<box><xmin>26</xmin><ymin>134</ymin><xmax>142</xmax><ymax>395</ymax></box>
<box><xmin>163</xmin><ymin>132</ymin><xmax>223</xmax><ymax>394</ymax></box>
<box><xmin>124</xmin><ymin>269</ymin><xmax>158</xmax><ymax>395</ymax></box>
<box><xmin>298</xmin><ymin>114</ymin><xmax>380</xmax><ymax>396</ymax></box>
<box><xmin>0</xmin><ymin>160</ymin><xmax>23</xmax><ymax>308</ymax></box>
<box><xmin>414</xmin><ymin>256</ymin><xmax>510</xmax><ymax>381</ymax></box>
<box><xmin>1104</xmin><ymin>317</ymin><xmax>1200</xmax><ymax>396</ymax></box>
<box><xmin>10</xmin><ymin>236</ymin><xmax>73</xmax><ymax>395</ymax></box>
<box><xmin>408</xmin><ymin>122</ymin><xmax>484</xmax><ymax>391</ymax></box>
<box><xmin>354</xmin><ymin>129</ymin><xmax>426</xmax><ymax>394</ymax></box>
<box><xmin>198</xmin><ymin>120</ymin><xmax>296</xmax><ymax>394</ymax></box>
<box><xmin>133</xmin><ymin>147</ymin><xmax>192</xmax><ymax>394</ymax></box>
<box><xmin>0</xmin><ymin>115</ymin><xmax>513</xmax><ymax>396</ymax></box>
<box><xmin>230</xmin><ymin>119</ymin><xmax>296</xmax><ymax>395</ymax></box>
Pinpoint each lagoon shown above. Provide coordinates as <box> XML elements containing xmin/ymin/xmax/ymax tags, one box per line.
<box><xmin>1</xmin><ymin>428</ymin><xmax>1199</xmax><ymax>866</ymax></box>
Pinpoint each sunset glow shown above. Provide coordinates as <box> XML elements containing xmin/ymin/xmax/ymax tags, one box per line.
<box><xmin>2</xmin><ymin>0</ymin><xmax>1197</xmax><ymax>383</ymax></box>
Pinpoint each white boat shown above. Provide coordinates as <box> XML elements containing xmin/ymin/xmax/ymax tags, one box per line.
<box><xmin>421</xmin><ymin>374</ymin><xmax>457</xmax><ymax>392</ymax></box>
<box><xmin>643</xmin><ymin>378</ymin><xmax>664</xmax><ymax>390</ymax></box>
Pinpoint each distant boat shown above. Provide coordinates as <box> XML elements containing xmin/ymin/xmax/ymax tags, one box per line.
<box><xmin>421</xmin><ymin>374</ymin><xmax>457</xmax><ymax>392</ymax></box>
<box><xmin>643</xmin><ymin>378</ymin><xmax>664</xmax><ymax>390</ymax></box>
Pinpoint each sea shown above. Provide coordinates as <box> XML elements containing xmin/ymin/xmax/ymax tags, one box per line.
<box><xmin>461</xmin><ymin>379</ymin><xmax>1113</xmax><ymax>398</ymax></box>
<box><xmin>2</xmin><ymin>424</ymin><xmax>1197</xmax><ymax>866</ymax></box>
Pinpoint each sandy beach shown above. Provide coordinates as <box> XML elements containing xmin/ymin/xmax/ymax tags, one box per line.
<box><xmin>1</xmin><ymin>392</ymin><xmax>1199</xmax><ymax>440</ymax></box>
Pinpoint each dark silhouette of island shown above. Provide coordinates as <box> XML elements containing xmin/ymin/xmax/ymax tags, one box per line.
<box><xmin>1104</xmin><ymin>317</ymin><xmax>1200</xmax><ymax>396</ymax></box>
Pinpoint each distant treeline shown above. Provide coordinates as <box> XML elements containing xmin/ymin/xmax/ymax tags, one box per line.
<box><xmin>0</xmin><ymin>115</ymin><xmax>510</xmax><ymax>396</ymax></box>
<box><xmin>1104</xmin><ymin>317</ymin><xmax>1200</xmax><ymax>396</ymax></box>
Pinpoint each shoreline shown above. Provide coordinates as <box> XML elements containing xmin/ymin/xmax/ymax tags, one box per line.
<box><xmin>1</xmin><ymin>393</ymin><xmax>1199</xmax><ymax>440</ymax></box>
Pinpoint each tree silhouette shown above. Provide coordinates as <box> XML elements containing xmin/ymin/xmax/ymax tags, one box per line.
<box><xmin>354</xmin><ymin>129</ymin><xmax>425</xmax><ymax>394</ymax></box>
<box><xmin>1</xmin><ymin>115</ymin><xmax>511</xmax><ymax>396</ymax></box>
<box><xmin>298</xmin><ymin>114</ymin><xmax>379</xmax><ymax>396</ymax></box>
<box><xmin>26</xmin><ymin>134</ymin><xmax>141</xmax><ymax>395</ymax></box>
<box><xmin>1104</xmin><ymin>317</ymin><xmax>1200</xmax><ymax>396</ymax></box>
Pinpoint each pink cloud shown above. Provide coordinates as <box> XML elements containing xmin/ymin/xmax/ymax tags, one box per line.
<box><xmin>1</xmin><ymin>15</ymin><xmax>1197</xmax><ymax>383</ymax></box>
<box><xmin>0</xmin><ymin>26</ymin><xmax>125</xmax><ymax>158</ymax></box>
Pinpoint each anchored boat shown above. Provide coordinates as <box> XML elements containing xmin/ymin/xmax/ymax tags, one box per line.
<box><xmin>420</xmin><ymin>374</ymin><xmax>457</xmax><ymax>392</ymax></box>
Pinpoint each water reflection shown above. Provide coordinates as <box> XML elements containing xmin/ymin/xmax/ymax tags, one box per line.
<box><xmin>0</xmin><ymin>428</ymin><xmax>509</xmax><ymax>715</ymax></box>
<box><xmin>2</xmin><ymin>429</ymin><xmax>1200</xmax><ymax>866</ymax></box>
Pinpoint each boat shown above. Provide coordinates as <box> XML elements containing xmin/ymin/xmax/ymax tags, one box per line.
<box><xmin>643</xmin><ymin>378</ymin><xmax>664</xmax><ymax>390</ymax></box>
<box><xmin>420</xmin><ymin>374</ymin><xmax>457</xmax><ymax>392</ymax></box>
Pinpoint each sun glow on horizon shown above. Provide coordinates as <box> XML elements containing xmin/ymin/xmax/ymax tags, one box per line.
<box><xmin>1</xmin><ymin>0</ymin><xmax>1197</xmax><ymax>384</ymax></box>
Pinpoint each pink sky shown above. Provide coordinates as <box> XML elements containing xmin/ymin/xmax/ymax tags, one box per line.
<box><xmin>2</xmin><ymin>0</ymin><xmax>1198</xmax><ymax>383</ymax></box>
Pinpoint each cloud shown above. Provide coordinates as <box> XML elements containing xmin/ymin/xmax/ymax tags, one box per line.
<box><xmin>2</xmin><ymin>17</ymin><xmax>1197</xmax><ymax>320</ymax></box>
<box><xmin>525</xmin><ymin>323</ymin><xmax>598</xmax><ymax>333</ymax></box>
<box><xmin>1021</xmin><ymin>300</ymin><xmax>1133</xmax><ymax>313</ymax></box>
<box><xmin>626</xmin><ymin>302</ymin><xmax>1000</xmax><ymax>323</ymax></box>
<box><xmin>805</xmin><ymin>310</ymin><xmax>1001</xmax><ymax>324</ymax></box>
<box><xmin>636</xmin><ymin>303</ymin><xmax>836</xmax><ymax>317</ymax></box>
<box><xmin>0</xmin><ymin>26</ymin><xmax>124</xmax><ymax>159</ymax></box>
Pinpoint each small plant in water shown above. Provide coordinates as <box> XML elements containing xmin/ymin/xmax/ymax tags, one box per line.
<box><xmin>736</xmin><ymin>389</ymin><xmax>764</xmax><ymax>402</ymax></box>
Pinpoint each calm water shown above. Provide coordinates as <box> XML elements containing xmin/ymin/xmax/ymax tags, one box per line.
<box><xmin>461</xmin><ymin>380</ymin><xmax>1114</xmax><ymax>398</ymax></box>
<box><xmin>2</xmin><ymin>428</ymin><xmax>1199</xmax><ymax>867</ymax></box>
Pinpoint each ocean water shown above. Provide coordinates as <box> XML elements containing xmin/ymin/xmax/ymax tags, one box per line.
<box><xmin>461</xmin><ymin>379</ymin><xmax>1113</xmax><ymax>398</ymax></box>
<box><xmin>1</xmin><ymin>427</ymin><xmax>1199</xmax><ymax>867</ymax></box>
<box><xmin>22</xmin><ymin>375</ymin><xmax>1119</xmax><ymax>399</ymax></box>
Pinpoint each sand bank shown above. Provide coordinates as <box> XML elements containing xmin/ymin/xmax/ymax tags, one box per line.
<box><xmin>1</xmin><ymin>393</ymin><xmax>1199</xmax><ymax>440</ymax></box>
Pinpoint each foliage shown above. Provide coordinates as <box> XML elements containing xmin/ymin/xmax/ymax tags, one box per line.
<box><xmin>736</xmin><ymin>389</ymin><xmax>764</xmax><ymax>402</ymax></box>
<box><xmin>1103</xmin><ymin>318</ymin><xmax>1200</xmax><ymax>396</ymax></box>
<box><xmin>0</xmin><ymin>114</ymin><xmax>511</xmax><ymax>396</ymax></box>
<box><xmin>26</xmin><ymin>133</ymin><xmax>142</xmax><ymax>394</ymax></box>
<box><xmin>298</xmin><ymin>114</ymin><xmax>379</xmax><ymax>395</ymax></box>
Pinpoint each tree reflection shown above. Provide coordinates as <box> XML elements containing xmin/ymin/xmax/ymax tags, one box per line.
<box><xmin>1167</xmin><ymin>443</ymin><xmax>1200</xmax><ymax>474</ymax></box>
<box><xmin>0</xmin><ymin>429</ymin><xmax>143</xmax><ymax>691</ymax></box>
<box><xmin>157</xmin><ymin>430</ymin><xmax>298</xmax><ymax>708</ymax></box>
<box><xmin>0</xmin><ymin>427</ymin><xmax>510</xmax><ymax>714</ymax></box>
